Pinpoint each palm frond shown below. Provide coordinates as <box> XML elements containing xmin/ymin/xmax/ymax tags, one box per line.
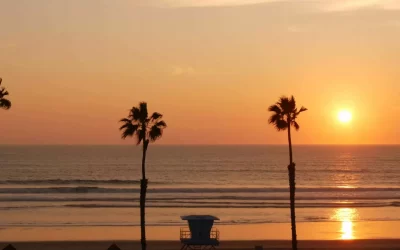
<box><xmin>129</xmin><ymin>107</ymin><xmax>141</xmax><ymax>121</ymax></box>
<box><xmin>0</xmin><ymin>99</ymin><xmax>11</xmax><ymax>110</ymax></box>
<box><xmin>154</xmin><ymin>120</ymin><xmax>167</xmax><ymax>128</ymax></box>
<box><xmin>149</xmin><ymin>125</ymin><xmax>163</xmax><ymax>142</ymax></box>
<box><xmin>268</xmin><ymin>104</ymin><xmax>282</xmax><ymax>114</ymax></box>
<box><xmin>292</xmin><ymin>106</ymin><xmax>307</xmax><ymax>121</ymax></box>
<box><xmin>297</xmin><ymin>106</ymin><xmax>308</xmax><ymax>114</ymax></box>
<box><xmin>0</xmin><ymin>89</ymin><xmax>9</xmax><ymax>97</ymax></box>
<box><xmin>119</xmin><ymin>122</ymin><xmax>131</xmax><ymax>130</ymax></box>
<box><xmin>288</xmin><ymin>95</ymin><xmax>296</xmax><ymax>111</ymax></box>
<box><xmin>0</xmin><ymin>78</ymin><xmax>10</xmax><ymax>98</ymax></box>
<box><xmin>119</xmin><ymin>118</ymin><xmax>131</xmax><ymax>123</ymax></box>
<box><xmin>139</xmin><ymin>102</ymin><xmax>148</xmax><ymax>122</ymax></box>
<box><xmin>278</xmin><ymin>96</ymin><xmax>291</xmax><ymax>114</ymax></box>
<box><xmin>273</xmin><ymin>119</ymin><xmax>288</xmax><ymax>131</ymax></box>
<box><xmin>268</xmin><ymin>113</ymin><xmax>282</xmax><ymax>124</ymax></box>
<box><xmin>292</xmin><ymin>109</ymin><xmax>299</xmax><ymax>118</ymax></box>
<box><xmin>269</xmin><ymin>95</ymin><xmax>306</xmax><ymax>133</ymax></box>
<box><xmin>293</xmin><ymin>121</ymin><xmax>300</xmax><ymax>131</ymax></box>
<box><xmin>119</xmin><ymin>102</ymin><xmax>166</xmax><ymax>145</ymax></box>
<box><xmin>136</xmin><ymin>128</ymin><xmax>145</xmax><ymax>145</ymax></box>
<box><xmin>150</xmin><ymin>112</ymin><xmax>163</xmax><ymax>121</ymax></box>
<box><xmin>120</xmin><ymin>123</ymin><xmax>139</xmax><ymax>139</ymax></box>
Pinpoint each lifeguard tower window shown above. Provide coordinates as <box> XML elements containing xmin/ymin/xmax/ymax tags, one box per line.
<box><xmin>180</xmin><ymin>215</ymin><xmax>220</xmax><ymax>250</ymax></box>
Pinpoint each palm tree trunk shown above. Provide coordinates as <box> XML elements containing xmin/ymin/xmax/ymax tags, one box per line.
<box><xmin>140</xmin><ymin>141</ymin><xmax>149</xmax><ymax>250</ymax></box>
<box><xmin>287</xmin><ymin>121</ymin><xmax>298</xmax><ymax>250</ymax></box>
<box><xmin>288</xmin><ymin>120</ymin><xmax>293</xmax><ymax>163</ymax></box>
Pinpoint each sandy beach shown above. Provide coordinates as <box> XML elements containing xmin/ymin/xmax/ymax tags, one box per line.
<box><xmin>2</xmin><ymin>240</ymin><xmax>400</xmax><ymax>250</ymax></box>
<box><xmin>1</xmin><ymin>221</ymin><xmax>400</xmax><ymax>249</ymax></box>
<box><xmin>2</xmin><ymin>221</ymin><xmax>400</xmax><ymax>241</ymax></box>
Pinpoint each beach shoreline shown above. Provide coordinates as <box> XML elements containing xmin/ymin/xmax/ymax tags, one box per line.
<box><xmin>2</xmin><ymin>221</ymin><xmax>400</xmax><ymax>242</ymax></box>
<box><xmin>2</xmin><ymin>239</ymin><xmax>400</xmax><ymax>250</ymax></box>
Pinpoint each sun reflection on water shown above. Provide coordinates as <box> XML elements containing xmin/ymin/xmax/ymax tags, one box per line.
<box><xmin>331</xmin><ymin>208</ymin><xmax>358</xmax><ymax>240</ymax></box>
<box><xmin>341</xmin><ymin>221</ymin><xmax>353</xmax><ymax>240</ymax></box>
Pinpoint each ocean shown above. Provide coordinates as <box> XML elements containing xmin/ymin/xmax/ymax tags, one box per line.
<box><xmin>0</xmin><ymin>145</ymin><xmax>399</xmax><ymax>229</ymax></box>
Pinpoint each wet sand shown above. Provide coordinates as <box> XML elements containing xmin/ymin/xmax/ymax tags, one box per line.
<box><xmin>2</xmin><ymin>221</ymin><xmax>400</xmax><ymax>249</ymax></box>
<box><xmin>2</xmin><ymin>221</ymin><xmax>400</xmax><ymax>242</ymax></box>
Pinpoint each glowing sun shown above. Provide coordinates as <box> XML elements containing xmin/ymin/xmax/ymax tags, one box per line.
<box><xmin>338</xmin><ymin>110</ymin><xmax>352</xmax><ymax>123</ymax></box>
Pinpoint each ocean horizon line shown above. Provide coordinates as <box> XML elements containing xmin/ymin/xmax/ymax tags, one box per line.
<box><xmin>0</xmin><ymin>143</ymin><xmax>399</xmax><ymax>147</ymax></box>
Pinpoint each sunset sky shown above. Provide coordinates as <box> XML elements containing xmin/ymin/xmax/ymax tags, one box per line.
<box><xmin>1</xmin><ymin>0</ymin><xmax>399</xmax><ymax>145</ymax></box>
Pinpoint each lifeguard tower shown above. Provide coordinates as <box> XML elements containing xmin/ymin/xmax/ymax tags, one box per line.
<box><xmin>180</xmin><ymin>215</ymin><xmax>220</xmax><ymax>250</ymax></box>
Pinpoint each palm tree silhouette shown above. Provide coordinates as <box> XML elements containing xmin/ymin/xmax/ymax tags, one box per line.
<box><xmin>119</xmin><ymin>102</ymin><xmax>167</xmax><ymax>250</ymax></box>
<box><xmin>0</xmin><ymin>78</ymin><xmax>11</xmax><ymax>110</ymax></box>
<box><xmin>268</xmin><ymin>96</ymin><xmax>307</xmax><ymax>250</ymax></box>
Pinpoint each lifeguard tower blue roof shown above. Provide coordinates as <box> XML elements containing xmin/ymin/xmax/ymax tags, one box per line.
<box><xmin>181</xmin><ymin>215</ymin><xmax>220</xmax><ymax>221</ymax></box>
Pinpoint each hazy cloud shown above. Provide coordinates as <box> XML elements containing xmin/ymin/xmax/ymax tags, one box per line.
<box><xmin>138</xmin><ymin>0</ymin><xmax>400</xmax><ymax>10</ymax></box>
<box><xmin>138</xmin><ymin>0</ymin><xmax>279</xmax><ymax>8</ymax></box>
<box><xmin>388</xmin><ymin>20</ymin><xmax>400</xmax><ymax>26</ymax></box>
<box><xmin>287</xmin><ymin>25</ymin><xmax>305</xmax><ymax>33</ymax></box>
<box><xmin>170</xmin><ymin>66</ymin><xmax>195</xmax><ymax>76</ymax></box>
<box><xmin>321</xmin><ymin>0</ymin><xmax>400</xmax><ymax>12</ymax></box>
<box><xmin>0</xmin><ymin>43</ymin><xmax>17</xmax><ymax>50</ymax></box>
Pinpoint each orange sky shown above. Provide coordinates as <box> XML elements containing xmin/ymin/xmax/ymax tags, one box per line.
<box><xmin>1</xmin><ymin>0</ymin><xmax>399</xmax><ymax>145</ymax></box>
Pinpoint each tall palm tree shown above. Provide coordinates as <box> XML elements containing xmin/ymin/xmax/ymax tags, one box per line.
<box><xmin>0</xmin><ymin>78</ymin><xmax>12</xmax><ymax>110</ymax></box>
<box><xmin>268</xmin><ymin>96</ymin><xmax>307</xmax><ymax>250</ymax></box>
<box><xmin>119</xmin><ymin>102</ymin><xmax>167</xmax><ymax>250</ymax></box>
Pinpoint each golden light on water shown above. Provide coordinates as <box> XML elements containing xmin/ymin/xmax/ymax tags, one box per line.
<box><xmin>341</xmin><ymin>221</ymin><xmax>353</xmax><ymax>240</ymax></box>
<box><xmin>331</xmin><ymin>208</ymin><xmax>358</xmax><ymax>240</ymax></box>
<box><xmin>337</xmin><ymin>185</ymin><xmax>355</xmax><ymax>189</ymax></box>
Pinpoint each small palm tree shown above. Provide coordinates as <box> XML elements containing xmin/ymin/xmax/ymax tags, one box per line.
<box><xmin>0</xmin><ymin>78</ymin><xmax>11</xmax><ymax>110</ymax></box>
<box><xmin>119</xmin><ymin>102</ymin><xmax>167</xmax><ymax>250</ymax></box>
<box><xmin>268</xmin><ymin>96</ymin><xmax>307</xmax><ymax>250</ymax></box>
